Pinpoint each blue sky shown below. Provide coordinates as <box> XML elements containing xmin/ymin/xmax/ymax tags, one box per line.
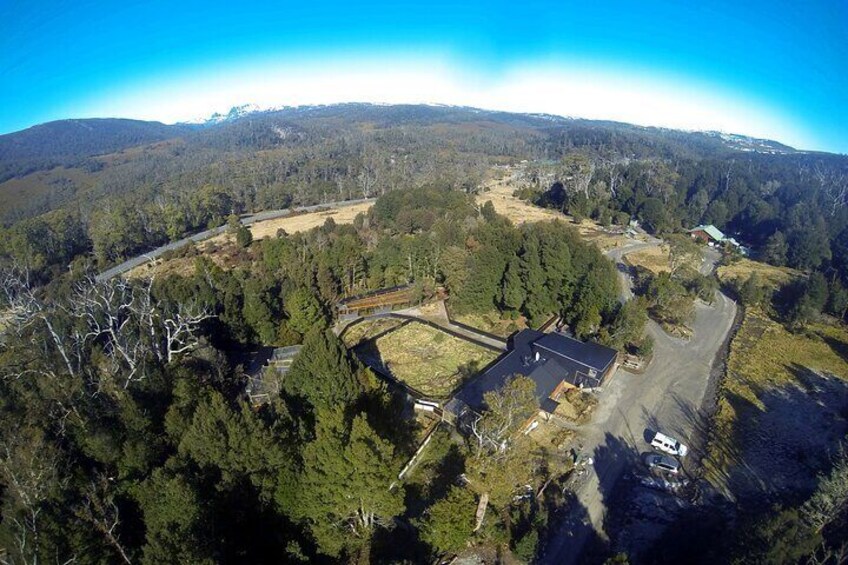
<box><xmin>1</xmin><ymin>0</ymin><xmax>846</xmax><ymax>152</ymax></box>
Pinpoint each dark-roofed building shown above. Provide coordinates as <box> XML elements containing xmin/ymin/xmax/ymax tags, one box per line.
<box><xmin>446</xmin><ymin>329</ymin><xmax>618</xmax><ymax>421</ymax></box>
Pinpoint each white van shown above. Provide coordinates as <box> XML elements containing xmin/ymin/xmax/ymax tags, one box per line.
<box><xmin>650</xmin><ymin>432</ymin><xmax>689</xmax><ymax>457</ymax></box>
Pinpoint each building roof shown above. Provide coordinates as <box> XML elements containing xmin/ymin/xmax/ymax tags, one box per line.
<box><xmin>533</xmin><ymin>333</ymin><xmax>617</xmax><ymax>374</ymax></box>
<box><xmin>689</xmin><ymin>224</ymin><xmax>725</xmax><ymax>241</ymax></box>
<box><xmin>452</xmin><ymin>329</ymin><xmax>617</xmax><ymax>415</ymax></box>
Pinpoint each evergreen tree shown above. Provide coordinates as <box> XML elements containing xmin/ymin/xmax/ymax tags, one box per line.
<box><xmin>763</xmin><ymin>231</ymin><xmax>788</xmax><ymax>266</ymax></box>
<box><xmin>282</xmin><ymin>329</ymin><xmax>363</xmax><ymax>411</ymax></box>
<box><xmin>418</xmin><ymin>486</ymin><xmax>477</xmax><ymax>555</ymax></box>
<box><xmin>284</xmin><ymin>288</ymin><xmax>325</xmax><ymax>335</ymax></box>
<box><xmin>294</xmin><ymin>408</ymin><xmax>405</xmax><ymax>558</ymax></box>
<box><xmin>242</xmin><ymin>276</ymin><xmax>279</xmax><ymax>343</ymax></box>
<box><xmin>520</xmin><ymin>234</ymin><xmax>554</xmax><ymax>325</ymax></box>
<box><xmin>135</xmin><ymin>469</ymin><xmax>214</xmax><ymax>564</ymax></box>
<box><xmin>177</xmin><ymin>391</ymin><xmax>294</xmax><ymax>500</ymax></box>
<box><xmin>501</xmin><ymin>257</ymin><xmax>525</xmax><ymax>313</ymax></box>
<box><xmin>236</xmin><ymin>225</ymin><xmax>253</xmax><ymax>248</ymax></box>
<box><xmin>538</xmin><ymin>224</ymin><xmax>575</xmax><ymax>306</ymax></box>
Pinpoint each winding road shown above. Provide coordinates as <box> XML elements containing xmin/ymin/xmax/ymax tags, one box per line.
<box><xmin>542</xmin><ymin>241</ymin><xmax>737</xmax><ymax>564</ymax></box>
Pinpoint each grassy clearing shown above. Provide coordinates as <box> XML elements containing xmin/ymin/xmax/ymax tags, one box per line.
<box><xmin>367</xmin><ymin>321</ymin><xmax>498</xmax><ymax>397</ymax></box>
<box><xmin>716</xmin><ymin>258</ymin><xmax>801</xmax><ymax>289</ymax></box>
<box><xmin>477</xmin><ymin>177</ymin><xmax>635</xmax><ymax>252</ymax></box>
<box><xmin>625</xmin><ymin>245</ymin><xmax>671</xmax><ymax>274</ymax></box>
<box><xmin>207</xmin><ymin>201</ymin><xmax>374</xmax><ymax>244</ymax></box>
<box><xmin>706</xmin><ymin>308</ymin><xmax>848</xmax><ymax>481</ymax></box>
<box><xmin>451</xmin><ymin>310</ymin><xmax>526</xmax><ymax>338</ymax></box>
<box><xmin>125</xmin><ymin>239</ymin><xmax>247</xmax><ymax>279</ymax></box>
<box><xmin>129</xmin><ymin>202</ymin><xmax>373</xmax><ymax>278</ymax></box>
<box><xmin>341</xmin><ymin>318</ymin><xmax>404</xmax><ymax>348</ymax></box>
<box><xmin>476</xmin><ymin>182</ymin><xmax>562</xmax><ymax>225</ymax></box>
<box><xmin>575</xmin><ymin>224</ymin><xmax>633</xmax><ymax>252</ymax></box>
<box><xmin>718</xmin><ymin>309</ymin><xmax>848</xmax><ymax>408</ymax></box>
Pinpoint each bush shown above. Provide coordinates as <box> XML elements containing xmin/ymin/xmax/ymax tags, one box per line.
<box><xmin>236</xmin><ymin>226</ymin><xmax>253</xmax><ymax>248</ymax></box>
<box><xmin>513</xmin><ymin>529</ymin><xmax>538</xmax><ymax>562</ymax></box>
<box><xmin>276</xmin><ymin>323</ymin><xmax>302</xmax><ymax>346</ymax></box>
<box><xmin>636</xmin><ymin>335</ymin><xmax>654</xmax><ymax>358</ymax></box>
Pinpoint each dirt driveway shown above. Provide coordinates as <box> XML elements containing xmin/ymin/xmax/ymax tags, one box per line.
<box><xmin>541</xmin><ymin>242</ymin><xmax>737</xmax><ymax>564</ymax></box>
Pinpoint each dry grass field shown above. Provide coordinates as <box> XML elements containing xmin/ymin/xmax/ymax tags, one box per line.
<box><xmin>716</xmin><ymin>258</ymin><xmax>801</xmax><ymax>289</ymax></box>
<box><xmin>624</xmin><ymin>245</ymin><xmax>672</xmax><ymax>274</ymax></box>
<box><xmin>125</xmin><ymin>240</ymin><xmax>246</xmax><ymax>279</ymax></box>
<box><xmin>249</xmin><ymin>202</ymin><xmax>373</xmax><ymax>239</ymax></box>
<box><xmin>126</xmin><ymin>201</ymin><xmax>373</xmax><ymax>278</ymax></box>
<box><xmin>477</xmin><ymin>177</ymin><xmax>635</xmax><ymax>252</ymax></box>
<box><xmin>715</xmin><ymin>309</ymin><xmax>848</xmax><ymax>411</ymax></box>
<box><xmin>366</xmin><ymin>321</ymin><xmax>498</xmax><ymax>397</ymax></box>
<box><xmin>207</xmin><ymin>201</ymin><xmax>374</xmax><ymax>245</ymax></box>
<box><xmin>451</xmin><ymin>310</ymin><xmax>526</xmax><ymax>338</ymax></box>
<box><xmin>341</xmin><ymin>318</ymin><xmax>404</xmax><ymax>348</ymax></box>
<box><xmin>706</xmin><ymin>308</ymin><xmax>848</xmax><ymax>498</ymax></box>
<box><xmin>476</xmin><ymin>180</ymin><xmax>563</xmax><ymax>224</ymax></box>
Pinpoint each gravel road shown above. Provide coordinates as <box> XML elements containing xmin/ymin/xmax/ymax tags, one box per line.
<box><xmin>542</xmin><ymin>240</ymin><xmax>737</xmax><ymax>564</ymax></box>
<box><xmin>95</xmin><ymin>198</ymin><xmax>375</xmax><ymax>282</ymax></box>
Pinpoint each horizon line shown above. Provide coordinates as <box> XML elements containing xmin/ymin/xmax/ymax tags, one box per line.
<box><xmin>2</xmin><ymin>100</ymin><xmax>834</xmax><ymax>155</ymax></box>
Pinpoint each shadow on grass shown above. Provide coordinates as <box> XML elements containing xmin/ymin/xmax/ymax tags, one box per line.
<box><xmin>816</xmin><ymin>331</ymin><xmax>848</xmax><ymax>367</ymax></box>
<box><xmin>679</xmin><ymin>365</ymin><xmax>848</xmax><ymax>510</ymax></box>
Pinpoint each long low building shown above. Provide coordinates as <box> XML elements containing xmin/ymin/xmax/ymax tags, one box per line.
<box><xmin>445</xmin><ymin>329</ymin><xmax>618</xmax><ymax>420</ymax></box>
<box><xmin>689</xmin><ymin>224</ymin><xmax>726</xmax><ymax>244</ymax></box>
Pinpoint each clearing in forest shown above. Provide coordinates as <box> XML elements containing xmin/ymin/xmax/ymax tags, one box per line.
<box><xmin>716</xmin><ymin>258</ymin><xmax>801</xmax><ymax>289</ymax></box>
<box><xmin>477</xmin><ymin>176</ymin><xmax>636</xmax><ymax>252</ymax></box>
<box><xmin>624</xmin><ymin>245</ymin><xmax>672</xmax><ymax>274</ymax></box>
<box><xmin>247</xmin><ymin>201</ymin><xmax>373</xmax><ymax>239</ymax></box>
<box><xmin>203</xmin><ymin>201</ymin><xmax>373</xmax><ymax>246</ymax></box>
<box><xmin>706</xmin><ymin>308</ymin><xmax>848</xmax><ymax>502</ymax></box>
<box><xmin>358</xmin><ymin>321</ymin><xmax>498</xmax><ymax>398</ymax></box>
<box><xmin>126</xmin><ymin>201</ymin><xmax>373</xmax><ymax>279</ymax></box>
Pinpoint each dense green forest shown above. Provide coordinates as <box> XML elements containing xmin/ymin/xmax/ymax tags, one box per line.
<box><xmin>1</xmin><ymin>104</ymin><xmax>846</xmax><ymax>291</ymax></box>
<box><xmin>0</xmin><ymin>183</ymin><xmax>626</xmax><ymax>562</ymax></box>
<box><xmin>2</xmin><ymin>104</ymin><xmax>848</xmax><ymax>562</ymax></box>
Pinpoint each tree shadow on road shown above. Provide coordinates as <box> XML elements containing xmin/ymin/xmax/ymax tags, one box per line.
<box><xmin>539</xmin><ymin>490</ymin><xmax>606</xmax><ymax>565</ymax></box>
<box><xmin>639</xmin><ymin>408</ymin><xmax>662</xmax><ymax>445</ymax></box>
<box><xmin>590</xmin><ymin>433</ymin><xmax>643</xmax><ymax>559</ymax></box>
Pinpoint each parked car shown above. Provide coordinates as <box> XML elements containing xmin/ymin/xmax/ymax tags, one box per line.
<box><xmin>644</xmin><ymin>453</ymin><xmax>681</xmax><ymax>474</ymax></box>
<box><xmin>650</xmin><ymin>431</ymin><xmax>689</xmax><ymax>457</ymax></box>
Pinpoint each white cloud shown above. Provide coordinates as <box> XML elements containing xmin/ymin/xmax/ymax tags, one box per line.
<box><xmin>79</xmin><ymin>54</ymin><xmax>809</xmax><ymax>148</ymax></box>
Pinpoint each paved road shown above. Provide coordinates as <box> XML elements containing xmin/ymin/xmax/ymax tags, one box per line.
<box><xmin>95</xmin><ymin>198</ymin><xmax>376</xmax><ymax>282</ymax></box>
<box><xmin>542</xmin><ymin>240</ymin><xmax>737</xmax><ymax>564</ymax></box>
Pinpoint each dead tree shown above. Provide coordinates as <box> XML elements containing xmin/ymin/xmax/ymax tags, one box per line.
<box><xmin>1</xmin><ymin>265</ymin><xmax>80</xmax><ymax>378</ymax></box>
<box><xmin>74</xmin><ymin>474</ymin><xmax>132</xmax><ymax>564</ymax></box>
<box><xmin>0</xmin><ymin>427</ymin><xmax>66</xmax><ymax>565</ymax></box>
<box><xmin>161</xmin><ymin>300</ymin><xmax>214</xmax><ymax>363</ymax></box>
<box><xmin>72</xmin><ymin>276</ymin><xmax>145</xmax><ymax>387</ymax></box>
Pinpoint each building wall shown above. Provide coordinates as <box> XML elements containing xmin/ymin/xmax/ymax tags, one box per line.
<box><xmin>690</xmin><ymin>230</ymin><xmax>711</xmax><ymax>242</ymax></box>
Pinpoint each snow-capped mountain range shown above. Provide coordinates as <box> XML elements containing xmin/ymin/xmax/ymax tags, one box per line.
<box><xmin>181</xmin><ymin>102</ymin><xmax>796</xmax><ymax>154</ymax></box>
